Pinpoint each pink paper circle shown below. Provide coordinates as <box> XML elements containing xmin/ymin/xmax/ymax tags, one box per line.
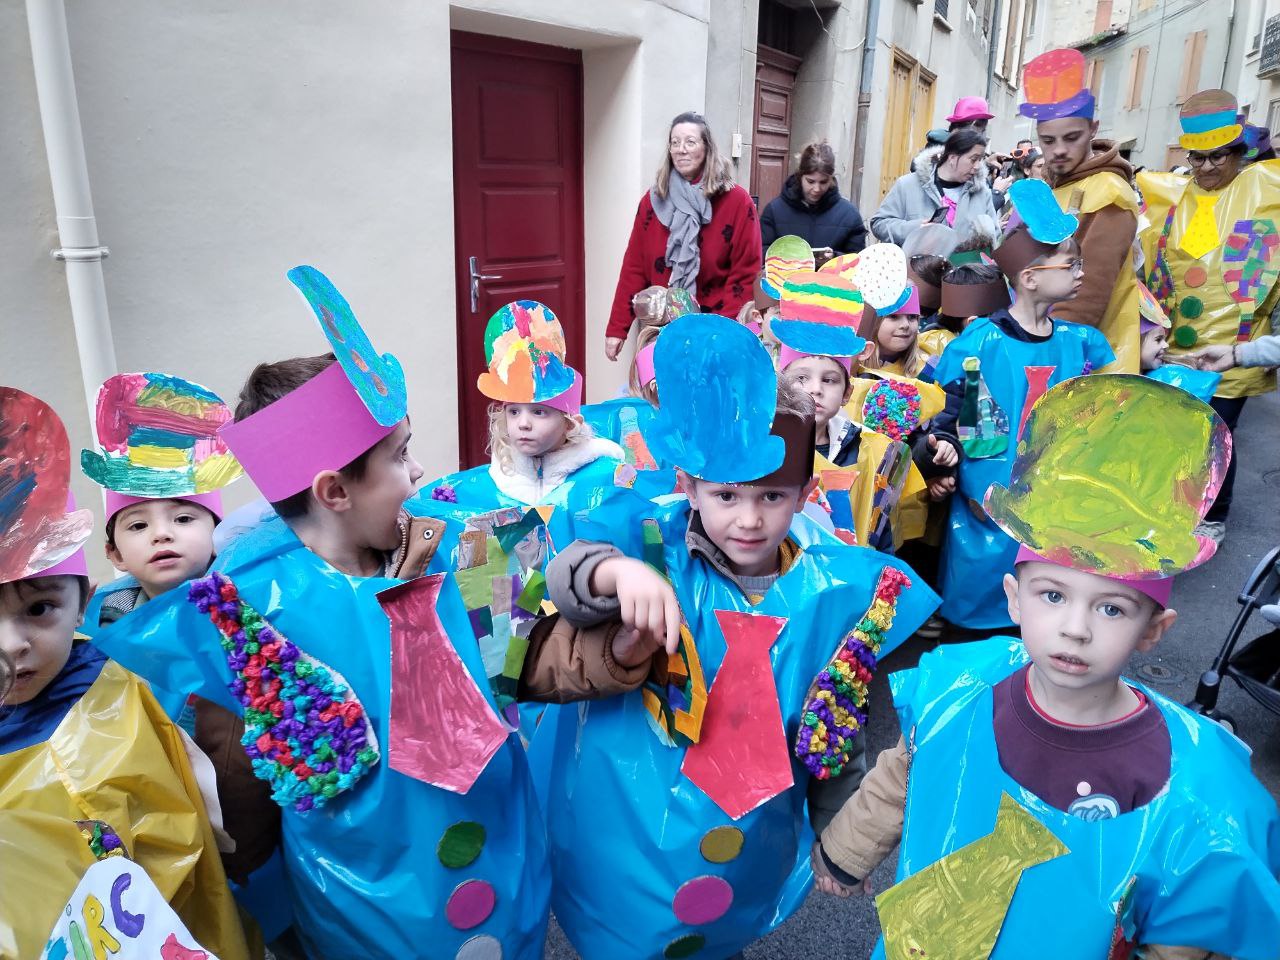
<box><xmin>446</xmin><ymin>880</ymin><xmax>496</xmax><ymax>930</ymax></box>
<box><xmin>672</xmin><ymin>875</ymin><xmax>734</xmax><ymax>926</ymax></box>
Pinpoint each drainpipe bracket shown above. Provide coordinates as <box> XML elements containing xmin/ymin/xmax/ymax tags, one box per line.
<box><xmin>51</xmin><ymin>246</ymin><xmax>109</xmax><ymax>262</ymax></box>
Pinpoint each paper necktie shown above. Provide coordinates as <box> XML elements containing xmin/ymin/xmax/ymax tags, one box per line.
<box><xmin>379</xmin><ymin>574</ymin><xmax>508</xmax><ymax>795</ymax></box>
<box><xmin>876</xmin><ymin>793</ymin><xmax>1069</xmax><ymax>958</ymax></box>
<box><xmin>681</xmin><ymin>610</ymin><xmax>793</xmax><ymax>819</ymax></box>
<box><xmin>1179</xmin><ymin>194</ymin><xmax>1220</xmax><ymax>261</ymax></box>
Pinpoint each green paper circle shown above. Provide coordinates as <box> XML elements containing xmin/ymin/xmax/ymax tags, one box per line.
<box><xmin>664</xmin><ymin>934</ymin><xmax>706</xmax><ymax>958</ymax></box>
<box><xmin>437</xmin><ymin>821</ymin><xmax>486</xmax><ymax>869</ymax></box>
<box><xmin>1173</xmin><ymin>325</ymin><xmax>1199</xmax><ymax>348</ymax></box>
<box><xmin>699</xmin><ymin>826</ymin><xmax>745</xmax><ymax>864</ymax></box>
<box><xmin>1178</xmin><ymin>296</ymin><xmax>1203</xmax><ymax>319</ymax></box>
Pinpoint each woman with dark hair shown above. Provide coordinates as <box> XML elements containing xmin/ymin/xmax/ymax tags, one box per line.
<box><xmin>605</xmin><ymin>111</ymin><xmax>762</xmax><ymax>361</ymax></box>
<box><xmin>870</xmin><ymin>127</ymin><xmax>999</xmax><ymax>249</ymax></box>
<box><xmin>759</xmin><ymin>141</ymin><xmax>866</xmax><ymax>259</ymax></box>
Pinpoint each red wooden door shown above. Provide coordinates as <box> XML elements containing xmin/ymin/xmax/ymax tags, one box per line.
<box><xmin>751</xmin><ymin>45</ymin><xmax>801</xmax><ymax>208</ymax></box>
<box><xmin>451</xmin><ymin>31</ymin><xmax>585</xmax><ymax>468</ymax></box>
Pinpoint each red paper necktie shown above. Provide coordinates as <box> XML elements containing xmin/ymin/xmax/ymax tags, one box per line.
<box><xmin>1018</xmin><ymin>366</ymin><xmax>1057</xmax><ymax>437</ymax></box>
<box><xmin>378</xmin><ymin>574</ymin><xmax>509</xmax><ymax>794</ymax></box>
<box><xmin>682</xmin><ymin>610</ymin><xmax>793</xmax><ymax>819</ymax></box>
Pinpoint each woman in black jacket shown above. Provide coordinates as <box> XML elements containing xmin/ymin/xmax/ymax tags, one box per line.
<box><xmin>759</xmin><ymin>141</ymin><xmax>867</xmax><ymax>257</ymax></box>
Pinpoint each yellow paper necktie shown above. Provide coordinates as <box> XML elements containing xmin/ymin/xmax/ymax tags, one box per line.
<box><xmin>876</xmin><ymin>793</ymin><xmax>1070</xmax><ymax>959</ymax></box>
<box><xmin>1179</xmin><ymin>194</ymin><xmax>1220</xmax><ymax>260</ymax></box>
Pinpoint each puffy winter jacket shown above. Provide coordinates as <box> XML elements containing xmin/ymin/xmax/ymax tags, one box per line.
<box><xmin>870</xmin><ymin>146</ymin><xmax>999</xmax><ymax>249</ymax></box>
<box><xmin>760</xmin><ymin>174</ymin><xmax>867</xmax><ymax>254</ymax></box>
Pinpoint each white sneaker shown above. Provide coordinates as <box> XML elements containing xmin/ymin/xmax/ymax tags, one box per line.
<box><xmin>1195</xmin><ymin>520</ymin><xmax>1226</xmax><ymax>547</ymax></box>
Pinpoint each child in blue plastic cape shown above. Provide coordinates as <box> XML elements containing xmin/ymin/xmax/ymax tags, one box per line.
<box><xmin>930</xmin><ymin>231</ymin><xmax>1114</xmax><ymax>632</ymax></box>
<box><xmin>91</xmin><ymin>270</ymin><xmax>664</xmax><ymax>959</ymax></box>
<box><xmin>811</xmin><ymin>375</ymin><xmax>1280</xmax><ymax>959</ymax></box>
<box><xmin>77</xmin><ymin>372</ymin><xmax>289</xmax><ymax>944</ymax></box>
<box><xmin>0</xmin><ymin>387</ymin><xmax>252</xmax><ymax>960</ymax></box>
<box><xmin>429</xmin><ymin>300</ymin><xmax>624</xmax><ymax>511</ymax></box>
<box><xmin>530</xmin><ymin>313</ymin><xmax>939</xmax><ymax>960</ymax></box>
<box><xmin>1137</xmin><ymin>282</ymin><xmax>1223</xmax><ymax>404</ymax></box>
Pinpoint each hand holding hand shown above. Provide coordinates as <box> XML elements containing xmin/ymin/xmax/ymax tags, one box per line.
<box><xmin>927</xmin><ymin>476</ymin><xmax>957</xmax><ymax>501</ymax></box>
<box><xmin>1188</xmin><ymin>343</ymin><xmax>1236</xmax><ymax>372</ymax></box>
<box><xmin>605</xmin><ymin>337</ymin><xmax>625</xmax><ymax>362</ymax></box>
<box><xmin>592</xmin><ymin>557</ymin><xmax>681</xmax><ymax>666</ymax></box>
<box><xmin>927</xmin><ymin>434</ymin><xmax>959</xmax><ymax>468</ymax></box>
<box><xmin>810</xmin><ymin>841</ymin><xmax>872</xmax><ymax>898</ymax></box>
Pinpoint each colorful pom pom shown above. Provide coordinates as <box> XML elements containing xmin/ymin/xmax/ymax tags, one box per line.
<box><xmin>861</xmin><ymin>380</ymin><xmax>923</xmax><ymax>442</ymax></box>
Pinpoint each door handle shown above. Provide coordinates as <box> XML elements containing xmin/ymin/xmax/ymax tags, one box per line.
<box><xmin>469</xmin><ymin>256</ymin><xmax>503</xmax><ymax>313</ymax></box>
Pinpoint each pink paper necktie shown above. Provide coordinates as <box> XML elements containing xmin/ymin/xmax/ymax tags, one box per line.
<box><xmin>378</xmin><ymin>574</ymin><xmax>509</xmax><ymax>794</ymax></box>
<box><xmin>682</xmin><ymin>610</ymin><xmax>794</xmax><ymax>819</ymax></box>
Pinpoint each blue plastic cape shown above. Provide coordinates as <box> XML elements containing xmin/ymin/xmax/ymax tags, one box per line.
<box><xmin>581</xmin><ymin>397</ymin><xmax>679</xmax><ymax>501</ymax></box>
<box><xmin>89</xmin><ymin>507</ymin><xmax>552</xmax><ymax>959</ymax></box>
<box><xmin>875</xmin><ymin>637</ymin><xmax>1280</xmax><ymax>959</ymax></box>
<box><xmin>931</xmin><ymin>317</ymin><xmax>1114</xmax><ymax>628</ymax></box>
<box><xmin>530</xmin><ymin>497</ymin><xmax>938</xmax><ymax>959</ymax></box>
<box><xmin>1146</xmin><ymin>364</ymin><xmax>1222</xmax><ymax>404</ymax></box>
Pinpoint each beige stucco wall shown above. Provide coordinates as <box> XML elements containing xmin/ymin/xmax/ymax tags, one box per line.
<box><xmin>4</xmin><ymin>0</ymin><xmax>713</xmax><ymax>581</ymax></box>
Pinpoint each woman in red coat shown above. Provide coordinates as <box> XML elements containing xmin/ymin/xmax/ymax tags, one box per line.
<box><xmin>605</xmin><ymin>112</ymin><xmax>762</xmax><ymax>360</ymax></box>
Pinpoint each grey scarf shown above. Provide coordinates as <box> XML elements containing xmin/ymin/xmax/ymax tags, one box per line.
<box><xmin>650</xmin><ymin>172</ymin><xmax>713</xmax><ymax>292</ymax></box>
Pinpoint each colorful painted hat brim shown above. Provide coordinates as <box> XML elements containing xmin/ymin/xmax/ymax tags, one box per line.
<box><xmin>1178</xmin><ymin>125</ymin><xmax>1244</xmax><ymax>151</ymax></box>
<box><xmin>1020</xmin><ymin>89</ymin><xmax>1095</xmax><ymax>121</ymax></box>
<box><xmin>476</xmin><ymin>353</ymin><xmax>577</xmax><ymax>405</ymax></box>
<box><xmin>874</xmin><ymin>285</ymin><xmax>914</xmax><ymax>318</ymax></box>
<box><xmin>81</xmin><ymin>452</ymin><xmax>242</xmax><ymax>499</ymax></box>
<box><xmin>771</xmin><ymin>318</ymin><xmax>868</xmax><ymax>357</ymax></box>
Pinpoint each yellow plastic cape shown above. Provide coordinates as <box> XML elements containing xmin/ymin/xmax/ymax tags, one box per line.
<box><xmin>917</xmin><ymin>328</ymin><xmax>956</xmax><ymax>359</ymax></box>
<box><xmin>1054</xmin><ymin>171</ymin><xmax>1141</xmax><ymax>374</ymax></box>
<box><xmin>0</xmin><ymin>660</ymin><xmax>251</xmax><ymax>960</ymax></box>
<box><xmin>844</xmin><ymin>374</ymin><xmax>945</xmax><ymax>545</ymax></box>
<box><xmin>1138</xmin><ymin>160</ymin><xmax>1280</xmax><ymax>399</ymax></box>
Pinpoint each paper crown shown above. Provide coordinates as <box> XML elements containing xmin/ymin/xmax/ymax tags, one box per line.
<box><xmin>984</xmin><ymin>374</ymin><xmax>1229</xmax><ymax>583</ymax></box>
<box><xmin>0</xmin><ymin>388</ymin><xmax>94</xmax><ymax>584</ymax></box>
<box><xmin>1137</xmin><ymin>280</ymin><xmax>1171</xmax><ymax>333</ymax></box>
<box><xmin>1020</xmin><ymin>48</ymin><xmax>1095</xmax><ymax>121</ymax></box>
<box><xmin>940</xmin><ymin>268</ymin><xmax>1011</xmax><ymax>318</ymax></box>
<box><xmin>218</xmin><ymin>266</ymin><xmax>408</xmax><ymax>503</ymax></box>
<box><xmin>947</xmin><ymin>96</ymin><xmax>994</xmax><ymax>123</ymax></box>
<box><xmin>761</xmin><ymin>236</ymin><xmax>816</xmax><ymax>301</ymax></box>
<box><xmin>635</xmin><ymin>342</ymin><xmax>658</xmax><ymax>388</ymax></box>
<box><xmin>644</xmin><ymin>313</ymin><xmax>813</xmax><ymax>485</ymax></box>
<box><xmin>1179</xmin><ymin>89</ymin><xmax>1244</xmax><ymax>151</ymax></box>
<box><xmin>476</xmin><ymin>300</ymin><xmax>581</xmax><ymax>413</ymax></box>
<box><xmin>774</xmin><ymin>271</ymin><xmax>869</xmax><ymax>357</ymax></box>
<box><xmin>992</xmin><ymin>180</ymin><xmax>1079</xmax><ymax>279</ymax></box>
<box><xmin>81</xmin><ymin>372</ymin><xmax>242</xmax><ymax>515</ymax></box>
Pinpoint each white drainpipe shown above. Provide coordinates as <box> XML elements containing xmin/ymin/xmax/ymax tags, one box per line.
<box><xmin>26</xmin><ymin>0</ymin><xmax>117</xmax><ymax>419</ymax></box>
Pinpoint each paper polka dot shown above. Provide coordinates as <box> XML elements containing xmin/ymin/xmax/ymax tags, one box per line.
<box><xmin>1076</xmin><ymin>781</ymin><xmax>1091</xmax><ymax>797</ymax></box>
<box><xmin>446</xmin><ymin>880</ymin><xmax>496</xmax><ymax>930</ymax></box>
<box><xmin>1174</xmin><ymin>325</ymin><xmax>1199</xmax><ymax>347</ymax></box>
<box><xmin>699</xmin><ymin>826</ymin><xmax>745</xmax><ymax>864</ymax></box>
<box><xmin>455</xmin><ymin>935</ymin><xmax>503</xmax><ymax>960</ymax></box>
<box><xmin>438</xmin><ymin>821</ymin><xmax>486</xmax><ymax>869</ymax></box>
<box><xmin>672</xmin><ymin>876</ymin><xmax>734</xmax><ymax>925</ymax></box>
<box><xmin>1184</xmin><ymin>265</ymin><xmax>1208</xmax><ymax>288</ymax></box>
<box><xmin>1178</xmin><ymin>296</ymin><xmax>1203</xmax><ymax>319</ymax></box>
<box><xmin>664</xmin><ymin>934</ymin><xmax>707</xmax><ymax>958</ymax></box>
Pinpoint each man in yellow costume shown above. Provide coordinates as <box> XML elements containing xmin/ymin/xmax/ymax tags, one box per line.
<box><xmin>1138</xmin><ymin>88</ymin><xmax>1280</xmax><ymax>543</ymax></box>
<box><xmin>1022</xmin><ymin>48</ymin><xmax>1140</xmax><ymax>372</ymax></box>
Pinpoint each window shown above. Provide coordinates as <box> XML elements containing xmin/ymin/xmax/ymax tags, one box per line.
<box><xmin>1125</xmin><ymin>46</ymin><xmax>1149</xmax><ymax>110</ymax></box>
<box><xmin>1177</xmin><ymin>30</ymin><xmax>1207</xmax><ymax>103</ymax></box>
<box><xmin>1269</xmin><ymin>98</ymin><xmax>1280</xmax><ymax>135</ymax></box>
<box><xmin>1001</xmin><ymin>0</ymin><xmax>1022</xmax><ymax>78</ymax></box>
<box><xmin>935</xmin><ymin>0</ymin><xmax>950</xmax><ymax>19</ymax></box>
<box><xmin>1024</xmin><ymin>0</ymin><xmax>1037</xmax><ymax>35</ymax></box>
<box><xmin>1093</xmin><ymin>0</ymin><xmax>1115</xmax><ymax>33</ymax></box>
<box><xmin>1085</xmin><ymin>58</ymin><xmax>1104</xmax><ymax>99</ymax></box>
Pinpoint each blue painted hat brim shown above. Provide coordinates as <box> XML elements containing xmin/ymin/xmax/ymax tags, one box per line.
<box><xmin>772</xmin><ymin>319</ymin><xmax>868</xmax><ymax>356</ymax></box>
<box><xmin>874</xmin><ymin>286</ymin><xmax>914</xmax><ymax>317</ymax></box>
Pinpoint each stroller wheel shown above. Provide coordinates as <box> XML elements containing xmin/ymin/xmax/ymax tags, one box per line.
<box><xmin>1206</xmin><ymin>710</ymin><xmax>1237</xmax><ymax>735</ymax></box>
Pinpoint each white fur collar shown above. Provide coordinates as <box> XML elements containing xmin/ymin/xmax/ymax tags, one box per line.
<box><xmin>913</xmin><ymin>144</ymin><xmax>988</xmax><ymax>195</ymax></box>
<box><xmin>489</xmin><ymin>436</ymin><xmax>624</xmax><ymax>505</ymax></box>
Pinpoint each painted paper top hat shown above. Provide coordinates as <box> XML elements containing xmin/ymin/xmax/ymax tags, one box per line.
<box><xmin>1019</xmin><ymin>48</ymin><xmax>1095</xmax><ymax>121</ymax></box>
<box><xmin>476</xmin><ymin>300</ymin><xmax>581</xmax><ymax>413</ymax></box>
<box><xmin>1178</xmin><ymin>89</ymin><xmax>1244</xmax><ymax>151</ymax></box>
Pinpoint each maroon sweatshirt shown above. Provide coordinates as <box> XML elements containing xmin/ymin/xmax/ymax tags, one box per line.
<box><xmin>606</xmin><ymin>184</ymin><xmax>762</xmax><ymax>341</ymax></box>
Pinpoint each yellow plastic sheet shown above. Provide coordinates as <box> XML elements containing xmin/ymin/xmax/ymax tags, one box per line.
<box><xmin>1054</xmin><ymin>171</ymin><xmax>1141</xmax><ymax>374</ymax></box>
<box><xmin>1138</xmin><ymin>159</ymin><xmax>1280</xmax><ymax>399</ymax></box>
<box><xmin>0</xmin><ymin>661</ymin><xmax>251</xmax><ymax>960</ymax></box>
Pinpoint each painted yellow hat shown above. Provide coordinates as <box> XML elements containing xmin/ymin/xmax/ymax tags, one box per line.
<box><xmin>1178</xmin><ymin>89</ymin><xmax>1244</xmax><ymax>151</ymax></box>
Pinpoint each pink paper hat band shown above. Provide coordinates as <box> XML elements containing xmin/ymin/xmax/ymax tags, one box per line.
<box><xmin>22</xmin><ymin>494</ymin><xmax>88</xmax><ymax>580</ymax></box>
<box><xmin>778</xmin><ymin>344</ymin><xmax>853</xmax><ymax>373</ymax></box>
<box><xmin>105</xmin><ymin>489</ymin><xmax>225</xmax><ymax>523</ymax></box>
<box><xmin>1015</xmin><ymin>544</ymin><xmax>1173</xmax><ymax>607</ymax></box>
<box><xmin>219</xmin><ymin>361</ymin><xmax>398</xmax><ymax>502</ymax></box>
<box><xmin>635</xmin><ymin>344</ymin><xmax>657</xmax><ymax>389</ymax></box>
<box><xmin>537</xmin><ymin>368</ymin><xmax>583</xmax><ymax>416</ymax></box>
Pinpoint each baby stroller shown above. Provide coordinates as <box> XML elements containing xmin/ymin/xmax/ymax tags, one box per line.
<box><xmin>1190</xmin><ymin>545</ymin><xmax>1280</xmax><ymax>733</ymax></box>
